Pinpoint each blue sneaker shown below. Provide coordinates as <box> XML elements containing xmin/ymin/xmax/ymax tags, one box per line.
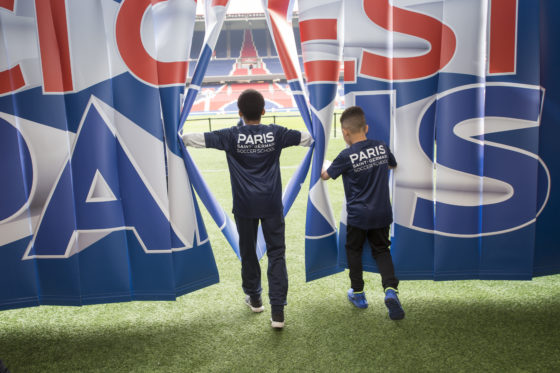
<box><xmin>347</xmin><ymin>289</ymin><xmax>368</xmax><ymax>309</ymax></box>
<box><xmin>384</xmin><ymin>288</ymin><xmax>405</xmax><ymax>320</ymax></box>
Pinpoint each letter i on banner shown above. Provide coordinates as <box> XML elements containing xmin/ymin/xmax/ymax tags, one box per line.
<box><xmin>297</xmin><ymin>0</ymin><xmax>344</xmax><ymax>281</ymax></box>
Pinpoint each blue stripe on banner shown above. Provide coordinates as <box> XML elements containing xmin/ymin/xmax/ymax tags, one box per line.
<box><xmin>390</xmin><ymin>224</ymin><xmax>435</xmax><ymax>280</ymax></box>
<box><xmin>179</xmin><ymin>136</ymin><xmax>240</xmax><ymax>256</ymax></box>
<box><xmin>307</xmin><ymin>83</ymin><xmax>338</xmax><ymax>112</ymax></box>
<box><xmin>304</xmin><ymin>88</ymin><xmax>340</xmax><ymax>281</ymax></box>
<box><xmin>355</xmin><ymin>93</ymin><xmax>392</xmax><ymax>146</ymax></box>
<box><xmin>0</xmin><ymin>237</ymin><xmax>39</xmax><ymax>311</ymax></box>
<box><xmin>305</xmin><ymin>234</ymin><xmax>343</xmax><ymax>282</ymax></box>
<box><xmin>191</xmin><ymin>45</ymin><xmax>213</xmax><ymax>87</ymax></box>
<box><xmin>173</xmin><ymin>186</ymin><xmax>219</xmax><ymax>293</ymax></box>
<box><xmin>283</xmin><ymin>146</ymin><xmax>314</xmax><ymax>216</ymax></box>
<box><xmin>305</xmin><ymin>200</ymin><xmax>335</xmax><ymax>237</ymax></box>
<box><xmin>178</xmin><ymin>45</ymin><xmax>213</xmax><ymax>130</ymax></box>
<box><xmin>531</xmin><ymin>0</ymin><xmax>560</xmax><ymax>277</ymax></box>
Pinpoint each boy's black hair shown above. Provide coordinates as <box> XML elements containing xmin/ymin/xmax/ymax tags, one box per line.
<box><xmin>237</xmin><ymin>89</ymin><xmax>265</xmax><ymax>121</ymax></box>
<box><xmin>340</xmin><ymin>106</ymin><xmax>366</xmax><ymax>133</ymax></box>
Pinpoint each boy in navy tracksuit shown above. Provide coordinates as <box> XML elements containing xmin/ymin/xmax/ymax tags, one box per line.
<box><xmin>182</xmin><ymin>89</ymin><xmax>312</xmax><ymax>328</ymax></box>
<box><xmin>321</xmin><ymin>106</ymin><xmax>404</xmax><ymax>320</ymax></box>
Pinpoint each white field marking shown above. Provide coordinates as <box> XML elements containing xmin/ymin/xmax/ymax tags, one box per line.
<box><xmin>199</xmin><ymin>165</ymin><xmax>300</xmax><ymax>173</ymax></box>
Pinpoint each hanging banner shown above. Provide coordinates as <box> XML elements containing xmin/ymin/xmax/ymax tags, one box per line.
<box><xmin>333</xmin><ymin>0</ymin><xmax>559</xmax><ymax>280</ymax></box>
<box><xmin>0</xmin><ymin>0</ymin><xmax>219</xmax><ymax>311</ymax></box>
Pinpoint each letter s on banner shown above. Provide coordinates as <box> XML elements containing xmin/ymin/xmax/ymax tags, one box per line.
<box><xmin>359</xmin><ymin>0</ymin><xmax>456</xmax><ymax>81</ymax></box>
<box><xmin>413</xmin><ymin>84</ymin><xmax>549</xmax><ymax>236</ymax></box>
<box><xmin>116</xmin><ymin>0</ymin><xmax>187</xmax><ymax>86</ymax></box>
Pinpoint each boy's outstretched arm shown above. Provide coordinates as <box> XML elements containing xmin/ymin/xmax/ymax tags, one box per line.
<box><xmin>300</xmin><ymin>131</ymin><xmax>314</xmax><ymax>147</ymax></box>
<box><xmin>321</xmin><ymin>159</ymin><xmax>332</xmax><ymax>180</ymax></box>
<box><xmin>181</xmin><ymin>132</ymin><xmax>207</xmax><ymax>148</ymax></box>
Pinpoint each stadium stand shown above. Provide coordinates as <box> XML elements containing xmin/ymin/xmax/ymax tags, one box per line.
<box><xmin>190</xmin><ymin>31</ymin><xmax>204</xmax><ymax>59</ymax></box>
<box><xmin>262</xmin><ymin>58</ymin><xmax>282</xmax><ymax>74</ymax></box>
<box><xmin>215</xmin><ymin>31</ymin><xmax>228</xmax><ymax>58</ymax></box>
<box><xmin>230</xmin><ymin>30</ymin><xmax>244</xmax><ymax>58</ymax></box>
<box><xmin>241</xmin><ymin>30</ymin><xmax>257</xmax><ymax>58</ymax></box>
<box><xmin>252</xmin><ymin>29</ymin><xmax>269</xmax><ymax>57</ymax></box>
<box><xmin>186</xmin><ymin>13</ymin><xmax>343</xmax><ymax>113</ymax></box>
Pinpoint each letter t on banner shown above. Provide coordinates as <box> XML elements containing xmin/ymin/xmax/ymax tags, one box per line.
<box><xmin>299</xmin><ymin>0</ymin><xmax>344</xmax><ymax>280</ymax></box>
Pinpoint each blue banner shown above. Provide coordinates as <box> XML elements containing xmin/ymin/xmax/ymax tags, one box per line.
<box><xmin>333</xmin><ymin>0</ymin><xmax>560</xmax><ymax>280</ymax></box>
<box><xmin>0</xmin><ymin>0</ymin><xmax>218</xmax><ymax>310</ymax></box>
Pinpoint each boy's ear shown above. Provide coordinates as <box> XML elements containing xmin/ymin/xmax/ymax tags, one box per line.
<box><xmin>239</xmin><ymin>110</ymin><xmax>243</xmax><ymax>118</ymax></box>
<box><xmin>262</xmin><ymin>108</ymin><xmax>266</xmax><ymax>116</ymax></box>
<box><xmin>364</xmin><ymin>124</ymin><xmax>369</xmax><ymax>134</ymax></box>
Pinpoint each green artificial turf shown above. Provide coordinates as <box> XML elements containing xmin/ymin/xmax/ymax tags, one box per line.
<box><xmin>1</xmin><ymin>131</ymin><xmax>559</xmax><ymax>372</ymax></box>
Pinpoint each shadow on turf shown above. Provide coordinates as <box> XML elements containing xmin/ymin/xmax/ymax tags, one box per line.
<box><xmin>2</xmin><ymin>295</ymin><xmax>559</xmax><ymax>372</ymax></box>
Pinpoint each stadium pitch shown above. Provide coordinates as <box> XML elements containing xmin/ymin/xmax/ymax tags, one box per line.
<box><xmin>1</xmin><ymin>126</ymin><xmax>559</xmax><ymax>372</ymax></box>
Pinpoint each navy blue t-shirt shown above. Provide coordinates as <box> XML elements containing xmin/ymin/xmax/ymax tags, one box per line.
<box><xmin>327</xmin><ymin>139</ymin><xmax>397</xmax><ymax>230</ymax></box>
<box><xmin>204</xmin><ymin>124</ymin><xmax>301</xmax><ymax>218</ymax></box>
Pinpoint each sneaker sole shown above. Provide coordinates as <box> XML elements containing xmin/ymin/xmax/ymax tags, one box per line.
<box><xmin>246</xmin><ymin>303</ymin><xmax>264</xmax><ymax>313</ymax></box>
<box><xmin>245</xmin><ymin>299</ymin><xmax>264</xmax><ymax>313</ymax></box>
<box><xmin>270</xmin><ymin>319</ymin><xmax>285</xmax><ymax>329</ymax></box>
<box><xmin>384</xmin><ymin>298</ymin><xmax>405</xmax><ymax>320</ymax></box>
<box><xmin>347</xmin><ymin>294</ymin><xmax>368</xmax><ymax>309</ymax></box>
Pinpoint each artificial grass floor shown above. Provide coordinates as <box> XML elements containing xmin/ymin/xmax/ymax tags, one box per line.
<box><xmin>1</xmin><ymin>138</ymin><xmax>559</xmax><ymax>372</ymax></box>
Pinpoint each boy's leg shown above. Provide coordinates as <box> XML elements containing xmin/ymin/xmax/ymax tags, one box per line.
<box><xmin>346</xmin><ymin>225</ymin><xmax>367</xmax><ymax>292</ymax></box>
<box><xmin>234</xmin><ymin>215</ymin><xmax>262</xmax><ymax>300</ymax></box>
<box><xmin>260</xmin><ymin>214</ymin><xmax>288</xmax><ymax>312</ymax></box>
<box><xmin>368</xmin><ymin>226</ymin><xmax>404</xmax><ymax>320</ymax></box>
<box><xmin>367</xmin><ymin>226</ymin><xmax>399</xmax><ymax>290</ymax></box>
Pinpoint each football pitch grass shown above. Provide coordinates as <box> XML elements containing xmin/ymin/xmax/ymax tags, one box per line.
<box><xmin>1</xmin><ymin>118</ymin><xmax>559</xmax><ymax>372</ymax></box>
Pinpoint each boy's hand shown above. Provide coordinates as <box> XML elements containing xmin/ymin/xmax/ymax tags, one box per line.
<box><xmin>321</xmin><ymin>159</ymin><xmax>332</xmax><ymax>180</ymax></box>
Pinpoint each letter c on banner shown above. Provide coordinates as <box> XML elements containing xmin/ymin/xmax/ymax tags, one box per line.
<box><xmin>360</xmin><ymin>0</ymin><xmax>456</xmax><ymax>81</ymax></box>
<box><xmin>0</xmin><ymin>0</ymin><xmax>26</xmax><ymax>94</ymax></box>
<box><xmin>116</xmin><ymin>0</ymin><xmax>188</xmax><ymax>86</ymax></box>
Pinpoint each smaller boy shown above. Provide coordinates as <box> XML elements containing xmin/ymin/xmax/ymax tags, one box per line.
<box><xmin>321</xmin><ymin>106</ymin><xmax>404</xmax><ymax>320</ymax></box>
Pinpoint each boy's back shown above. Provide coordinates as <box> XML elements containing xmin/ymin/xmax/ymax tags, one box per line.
<box><xmin>321</xmin><ymin>105</ymin><xmax>404</xmax><ymax>320</ymax></box>
<box><xmin>328</xmin><ymin>138</ymin><xmax>396</xmax><ymax>230</ymax></box>
<box><xmin>203</xmin><ymin>123</ymin><xmax>302</xmax><ymax>218</ymax></box>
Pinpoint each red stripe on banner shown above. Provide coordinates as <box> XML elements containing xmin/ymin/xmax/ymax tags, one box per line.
<box><xmin>0</xmin><ymin>0</ymin><xmax>14</xmax><ymax>11</ymax></box>
<box><xmin>304</xmin><ymin>60</ymin><xmax>340</xmax><ymax>82</ymax></box>
<box><xmin>116</xmin><ymin>0</ymin><xmax>188</xmax><ymax>86</ymax></box>
<box><xmin>212</xmin><ymin>0</ymin><xmax>228</xmax><ymax>6</ymax></box>
<box><xmin>300</xmin><ymin>19</ymin><xmax>337</xmax><ymax>43</ymax></box>
<box><xmin>0</xmin><ymin>0</ymin><xmax>24</xmax><ymax>93</ymax></box>
<box><xmin>344</xmin><ymin>60</ymin><xmax>356</xmax><ymax>82</ymax></box>
<box><xmin>360</xmin><ymin>0</ymin><xmax>456</xmax><ymax>81</ymax></box>
<box><xmin>35</xmin><ymin>0</ymin><xmax>74</xmax><ymax>92</ymax></box>
<box><xmin>489</xmin><ymin>0</ymin><xmax>517</xmax><ymax>74</ymax></box>
<box><xmin>267</xmin><ymin>0</ymin><xmax>290</xmax><ymax>19</ymax></box>
<box><xmin>0</xmin><ymin>65</ymin><xmax>25</xmax><ymax>94</ymax></box>
<box><xmin>268</xmin><ymin>16</ymin><xmax>298</xmax><ymax>80</ymax></box>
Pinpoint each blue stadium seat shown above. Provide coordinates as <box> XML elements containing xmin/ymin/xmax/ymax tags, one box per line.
<box><xmin>252</xmin><ymin>29</ymin><xmax>268</xmax><ymax>57</ymax></box>
<box><xmin>190</xmin><ymin>31</ymin><xmax>204</xmax><ymax>59</ymax></box>
<box><xmin>229</xmin><ymin>30</ymin><xmax>243</xmax><ymax>58</ymax></box>
<box><xmin>215</xmin><ymin>31</ymin><xmax>228</xmax><ymax>58</ymax></box>
<box><xmin>206</xmin><ymin>60</ymin><xmax>236</xmax><ymax>76</ymax></box>
<box><xmin>294</xmin><ymin>27</ymin><xmax>302</xmax><ymax>55</ymax></box>
<box><xmin>262</xmin><ymin>58</ymin><xmax>283</xmax><ymax>74</ymax></box>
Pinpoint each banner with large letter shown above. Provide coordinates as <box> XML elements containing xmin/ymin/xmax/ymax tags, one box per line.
<box><xmin>0</xmin><ymin>0</ymin><xmax>219</xmax><ymax>310</ymax></box>
<box><xmin>2</xmin><ymin>0</ymin><xmax>560</xmax><ymax>311</ymax></box>
<box><xmin>325</xmin><ymin>0</ymin><xmax>559</xmax><ymax>280</ymax></box>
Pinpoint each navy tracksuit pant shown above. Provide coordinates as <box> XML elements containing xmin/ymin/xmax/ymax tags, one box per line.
<box><xmin>345</xmin><ymin>225</ymin><xmax>399</xmax><ymax>292</ymax></box>
<box><xmin>235</xmin><ymin>214</ymin><xmax>288</xmax><ymax>312</ymax></box>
